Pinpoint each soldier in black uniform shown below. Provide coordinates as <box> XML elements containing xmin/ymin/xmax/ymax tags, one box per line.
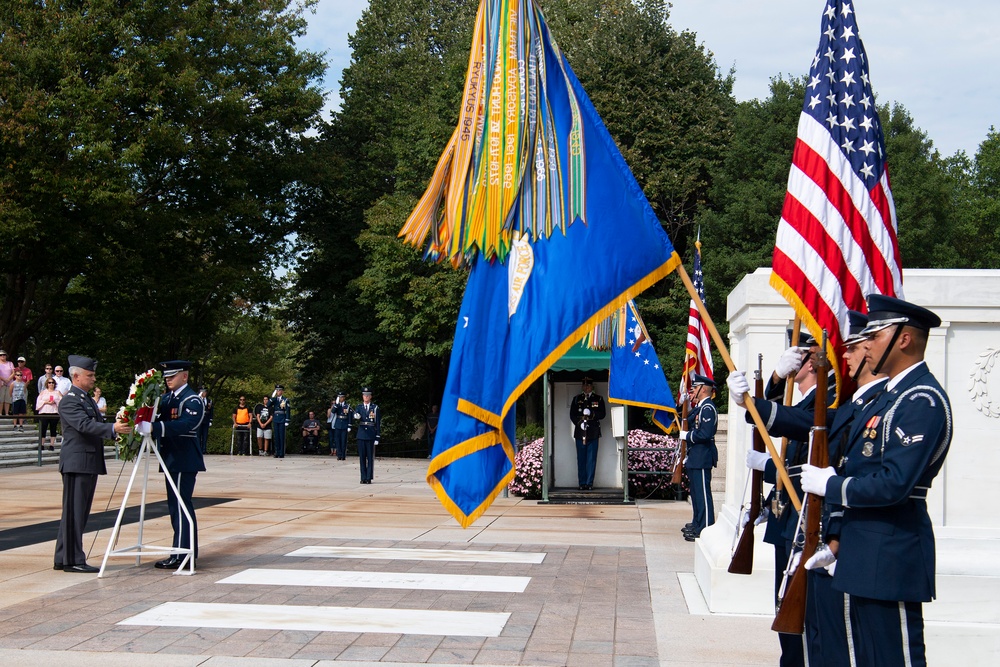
<box><xmin>569</xmin><ymin>377</ymin><xmax>606</xmax><ymax>490</ymax></box>
<box><xmin>353</xmin><ymin>387</ymin><xmax>380</xmax><ymax>484</ymax></box>
<box><xmin>53</xmin><ymin>355</ymin><xmax>131</xmax><ymax>573</ymax></box>
<box><xmin>137</xmin><ymin>360</ymin><xmax>205</xmax><ymax>569</ymax></box>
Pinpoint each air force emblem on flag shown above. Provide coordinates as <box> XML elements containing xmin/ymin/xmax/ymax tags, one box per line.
<box><xmin>507</xmin><ymin>234</ymin><xmax>534</xmax><ymax>318</ymax></box>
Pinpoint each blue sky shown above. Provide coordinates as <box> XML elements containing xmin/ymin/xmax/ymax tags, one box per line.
<box><xmin>297</xmin><ymin>0</ymin><xmax>997</xmax><ymax>158</ymax></box>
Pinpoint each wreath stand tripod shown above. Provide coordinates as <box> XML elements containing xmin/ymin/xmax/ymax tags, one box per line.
<box><xmin>98</xmin><ymin>419</ymin><xmax>195</xmax><ymax>577</ymax></box>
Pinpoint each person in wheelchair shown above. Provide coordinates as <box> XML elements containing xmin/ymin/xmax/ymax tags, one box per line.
<box><xmin>301</xmin><ymin>410</ymin><xmax>320</xmax><ymax>454</ymax></box>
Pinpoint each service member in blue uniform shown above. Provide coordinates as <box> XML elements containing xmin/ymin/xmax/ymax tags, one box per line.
<box><xmin>53</xmin><ymin>355</ymin><xmax>131</xmax><ymax>573</ymax></box>
<box><xmin>732</xmin><ymin>330</ymin><xmax>820</xmax><ymax>667</ymax></box>
<box><xmin>801</xmin><ymin>295</ymin><xmax>952</xmax><ymax>667</ymax></box>
<box><xmin>679</xmin><ymin>374</ymin><xmax>719</xmax><ymax>541</ymax></box>
<box><xmin>328</xmin><ymin>390</ymin><xmax>351</xmax><ymax>460</ymax></box>
<box><xmin>353</xmin><ymin>387</ymin><xmax>380</xmax><ymax>484</ymax></box>
<box><xmin>270</xmin><ymin>385</ymin><xmax>291</xmax><ymax>458</ymax></box>
<box><xmin>569</xmin><ymin>377</ymin><xmax>606</xmax><ymax>490</ymax></box>
<box><xmin>137</xmin><ymin>360</ymin><xmax>205</xmax><ymax>569</ymax></box>
<box><xmin>730</xmin><ymin>313</ymin><xmax>888</xmax><ymax>667</ymax></box>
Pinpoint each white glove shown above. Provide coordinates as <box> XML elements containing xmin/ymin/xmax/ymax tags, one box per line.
<box><xmin>746</xmin><ymin>450</ymin><xmax>770</xmax><ymax>471</ymax></box>
<box><xmin>727</xmin><ymin>371</ymin><xmax>749</xmax><ymax>406</ymax></box>
<box><xmin>135</xmin><ymin>421</ymin><xmax>152</xmax><ymax>436</ymax></box>
<box><xmin>775</xmin><ymin>347</ymin><xmax>806</xmax><ymax>377</ymax></box>
<box><xmin>682</xmin><ymin>456</ymin><xmax>688</xmax><ymax>466</ymax></box>
<box><xmin>801</xmin><ymin>464</ymin><xmax>836</xmax><ymax>496</ymax></box>
<box><xmin>374</xmin><ymin>440</ymin><xmax>379</xmax><ymax>446</ymax></box>
<box><xmin>353</xmin><ymin>412</ymin><xmax>360</xmax><ymax>419</ymax></box>
<box><xmin>679</xmin><ymin>429</ymin><xmax>688</xmax><ymax>441</ymax></box>
<box><xmin>678</xmin><ymin>391</ymin><xmax>688</xmax><ymax>406</ymax></box>
<box><xmin>347</xmin><ymin>427</ymin><xmax>351</xmax><ymax>432</ymax></box>
<box><xmin>755</xmin><ymin>506</ymin><xmax>770</xmax><ymax>526</ymax></box>
<box><xmin>824</xmin><ymin>560</ymin><xmax>837</xmax><ymax>576</ymax></box>
<box><xmin>580</xmin><ymin>421</ymin><xmax>588</xmax><ymax>431</ymax></box>
<box><xmin>787</xmin><ymin>550</ymin><xmax>802</xmax><ymax>577</ymax></box>
<box><xmin>583</xmin><ymin>408</ymin><xmax>591</xmax><ymax>416</ymax></box>
<box><xmin>805</xmin><ymin>545</ymin><xmax>836</xmax><ymax>571</ymax></box>
<box><xmin>741</xmin><ymin>511</ymin><xmax>750</xmax><ymax>528</ymax></box>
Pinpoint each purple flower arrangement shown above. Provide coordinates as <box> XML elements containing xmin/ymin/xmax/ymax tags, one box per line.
<box><xmin>507</xmin><ymin>430</ymin><xmax>685</xmax><ymax>500</ymax></box>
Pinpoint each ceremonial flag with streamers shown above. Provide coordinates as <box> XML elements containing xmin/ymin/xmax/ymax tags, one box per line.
<box><xmin>606</xmin><ymin>301</ymin><xmax>677</xmax><ymax>433</ymax></box>
<box><xmin>402</xmin><ymin>0</ymin><xmax>680</xmax><ymax>527</ymax></box>
<box><xmin>771</xmin><ymin>0</ymin><xmax>903</xmax><ymax>391</ymax></box>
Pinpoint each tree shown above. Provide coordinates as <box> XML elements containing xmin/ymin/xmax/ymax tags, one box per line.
<box><xmin>0</xmin><ymin>1</ymin><xmax>325</xmax><ymax>376</ymax></box>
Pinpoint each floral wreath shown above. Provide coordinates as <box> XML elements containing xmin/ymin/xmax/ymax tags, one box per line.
<box><xmin>115</xmin><ymin>368</ymin><xmax>164</xmax><ymax>461</ymax></box>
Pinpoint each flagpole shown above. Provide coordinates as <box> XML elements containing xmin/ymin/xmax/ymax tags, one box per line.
<box><xmin>675</xmin><ymin>263</ymin><xmax>802</xmax><ymax>512</ymax></box>
<box><xmin>773</xmin><ymin>317</ymin><xmax>801</xmax><ymax>498</ymax></box>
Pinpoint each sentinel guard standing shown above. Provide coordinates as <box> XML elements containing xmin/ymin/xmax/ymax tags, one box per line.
<box><xmin>137</xmin><ymin>360</ymin><xmax>205</xmax><ymax>569</ymax></box>
<box><xmin>569</xmin><ymin>377</ymin><xmax>606</xmax><ymax>490</ymax></box>
<box><xmin>679</xmin><ymin>374</ymin><xmax>718</xmax><ymax>541</ymax></box>
<box><xmin>353</xmin><ymin>388</ymin><xmax>380</xmax><ymax>484</ymax></box>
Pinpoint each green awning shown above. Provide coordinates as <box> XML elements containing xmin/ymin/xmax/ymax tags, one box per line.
<box><xmin>549</xmin><ymin>340</ymin><xmax>610</xmax><ymax>372</ymax></box>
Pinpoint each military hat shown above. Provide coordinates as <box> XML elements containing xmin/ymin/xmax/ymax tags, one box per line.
<box><xmin>159</xmin><ymin>360</ymin><xmax>192</xmax><ymax>377</ymax></box>
<box><xmin>581</xmin><ymin>376</ymin><xmax>594</xmax><ymax>385</ymax></box>
<box><xmin>843</xmin><ymin>310</ymin><xmax>869</xmax><ymax>346</ymax></box>
<box><xmin>336</xmin><ymin>389</ymin><xmax>346</xmax><ymax>397</ymax></box>
<box><xmin>786</xmin><ymin>328</ymin><xmax>817</xmax><ymax>347</ymax></box>
<box><xmin>361</xmin><ymin>387</ymin><xmax>373</xmax><ymax>394</ymax></box>
<box><xmin>861</xmin><ymin>294</ymin><xmax>941</xmax><ymax>335</ymax></box>
<box><xmin>67</xmin><ymin>354</ymin><xmax>98</xmax><ymax>371</ymax></box>
<box><xmin>274</xmin><ymin>384</ymin><xmax>284</xmax><ymax>391</ymax></box>
<box><xmin>691</xmin><ymin>374</ymin><xmax>716</xmax><ymax>388</ymax></box>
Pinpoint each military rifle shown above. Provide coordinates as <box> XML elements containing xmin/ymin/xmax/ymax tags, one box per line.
<box><xmin>670</xmin><ymin>389</ymin><xmax>688</xmax><ymax>486</ymax></box>
<box><xmin>728</xmin><ymin>354</ymin><xmax>765</xmax><ymax>575</ymax></box>
<box><xmin>772</xmin><ymin>330</ymin><xmax>829</xmax><ymax>634</ymax></box>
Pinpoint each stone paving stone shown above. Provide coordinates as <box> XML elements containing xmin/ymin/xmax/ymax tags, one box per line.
<box><xmin>473</xmin><ymin>648</ymin><xmax>521</xmax><ymax>664</ymax></box>
<box><xmin>380</xmin><ymin>645</ymin><xmax>436</xmax><ymax>662</ymax></box>
<box><xmin>427</xmin><ymin>646</ymin><xmax>480</xmax><ymax>663</ymax></box>
<box><xmin>612</xmin><ymin>655</ymin><xmax>660</xmax><ymax>666</ymax></box>
<box><xmin>520</xmin><ymin>648</ymin><xmax>572</xmax><ymax>665</ymax></box>
<box><xmin>566</xmin><ymin>652</ymin><xmax>615</xmax><ymax>667</ymax></box>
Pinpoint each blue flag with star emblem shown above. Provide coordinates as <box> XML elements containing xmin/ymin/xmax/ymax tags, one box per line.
<box><xmin>425</xmin><ymin>2</ymin><xmax>680</xmax><ymax>528</ymax></box>
<box><xmin>608</xmin><ymin>300</ymin><xmax>676</xmax><ymax>431</ymax></box>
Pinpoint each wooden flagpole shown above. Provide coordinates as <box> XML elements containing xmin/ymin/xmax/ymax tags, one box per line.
<box><xmin>675</xmin><ymin>263</ymin><xmax>802</xmax><ymax>512</ymax></box>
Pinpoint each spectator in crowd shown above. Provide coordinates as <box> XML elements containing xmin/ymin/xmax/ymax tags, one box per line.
<box><xmin>0</xmin><ymin>350</ymin><xmax>14</xmax><ymax>415</ymax></box>
<box><xmin>36</xmin><ymin>377</ymin><xmax>62</xmax><ymax>450</ymax></box>
<box><xmin>92</xmin><ymin>387</ymin><xmax>107</xmax><ymax>417</ymax></box>
<box><xmin>16</xmin><ymin>356</ymin><xmax>33</xmax><ymax>391</ymax></box>
<box><xmin>37</xmin><ymin>363</ymin><xmax>55</xmax><ymax>395</ymax></box>
<box><xmin>198</xmin><ymin>387</ymin><xmax>213</xmax><ymax>455</ymax></box>
<box><xmin>254</xmin><ymin>395</ymin><xmax>272</xmax><ymax>456</ymax></box>
<box><xmin>301</xmin><ymin>410</ymin><xmax>320</xmax><ymax>454</ymax></box>
<box><xmin>232</xmin><ymin>395</ymin><xmax>252</xmax><ymax>455</ymax></box>
<box><xmin>11</xmin><ymin>370</ymin><xmax>28</xmax><ymax>431</ymax></box>
<box><xmin>53</xmin><ymin>365</ymin><xmax>72</xmax><ymax>395</ymax></box>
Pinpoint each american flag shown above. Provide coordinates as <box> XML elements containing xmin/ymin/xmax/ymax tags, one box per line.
<box><xmin>770</xmin><ymin>0</ymin><xmax>903</xmax><ymax>379</ymax></box>
<box><xmin>682</xmin><ymin>236</ymin><xmax>713</xmax><ymax>393</ymax></box>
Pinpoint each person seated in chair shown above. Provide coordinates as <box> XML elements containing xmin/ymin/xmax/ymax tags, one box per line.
<box><xmin>301</xmin><ymin>410</ymin><xmax>320</xmax><ymax>454</ymax></box>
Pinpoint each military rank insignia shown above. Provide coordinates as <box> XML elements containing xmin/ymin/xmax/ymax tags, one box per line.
<box><xmin>864</xmin><ymin>415</ymin><xmax>881</xmax><ymax>440</ymax></box>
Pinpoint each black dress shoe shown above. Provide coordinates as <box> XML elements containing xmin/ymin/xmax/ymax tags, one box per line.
<box><xmin>53</xmin><ymin>563</ymin><xmax>63</xmax><ymax>571</ymax></box>
<box><xmin>65</xmin><ymin>563</ymin><xmax>99</xmax><ymax>573</ymax></box>
<box><xmin>154</xmin><ymin>556</ymin><xmax>192</xmax><ymax>569</ymax></box>
<box><xmin>684</xmin><ymin>533</ymin><xmax>698</xmax><ymax>542</ymax></box>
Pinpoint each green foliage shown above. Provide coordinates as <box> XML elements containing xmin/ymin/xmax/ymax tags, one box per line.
<box><xmin>516</xmin><ymin>422</ymin><xmax>545</xmax><ymax>443</ymax></box>
<box><xmin>1</xmin><ymin>0</ymin><xmax>325</xmax><ymax>393</ymax></box>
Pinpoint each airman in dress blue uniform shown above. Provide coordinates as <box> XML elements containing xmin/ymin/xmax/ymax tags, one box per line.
<box><xmin>354</xmin><ymin>387</ymin><xmax>380</xmax><ymax>484</ymax></box>
<box><xmin>801</xmin><ymin>295</ymin><xmax>951</xmax><ymax>667</ymax></box>
<box><xmin>680</xmin><ymin>374</ymin><xmax>718</xmax><ymax>541</ymax></box>
<box><xmin>270</xmin><ymin>385</ymin><xmax>291</xmax><ymax>458</ymax></box>
<box><xmin>329</xmin><ymin>390</ymin><xmax>351</xmax><ymax>460</ymax></box>
<box><xmin>144</xmin><ymin>360</ymin><xmax>205</xmax><ymax>569</ymax></box>
<box><xmin>731</xmin><ymin>313</ymin><xmax>887</xmax><ymax>667</ymax></box>
<box><xmin>53</xmin><ymin>355</ymin><xmax>131</xmax><ymax>573</ymax></box>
